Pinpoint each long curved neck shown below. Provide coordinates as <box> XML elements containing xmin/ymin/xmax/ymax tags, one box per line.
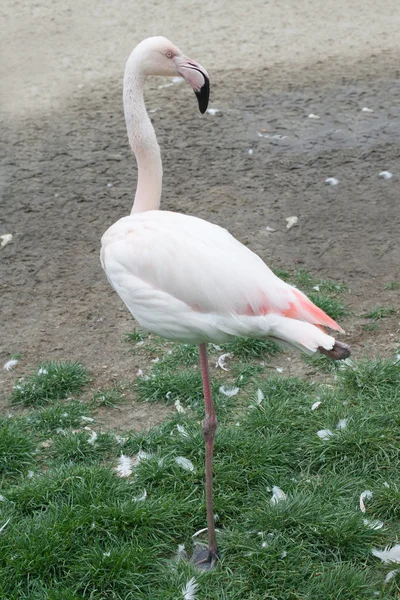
<box><xmin>123</xmin><ymin>61</ymin><xmax>162</xmax><ymax>214</ymax></box>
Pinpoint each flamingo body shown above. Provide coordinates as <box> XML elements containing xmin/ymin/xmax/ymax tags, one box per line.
<box><xmin>101</xmin><ymin>209</ymin><xmax>341</xmax><ymax>353</ymax></box>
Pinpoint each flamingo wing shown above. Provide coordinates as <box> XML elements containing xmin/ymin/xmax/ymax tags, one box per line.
<box><xmin>101</xmin><ymin>210</ymin><xmax>342</xmax><ymax>340</ymax></box>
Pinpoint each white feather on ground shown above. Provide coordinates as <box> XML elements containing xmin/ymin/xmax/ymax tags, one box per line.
<box><xmin>175</xmin><ymin>456</ymin><xmax>195</xmax><ymax>471</ymax></box>
<box><xmin>216</xmin><ymin>352</ymin><xmax>231</xmax><ymax>371</ymax></box>
<box><xmin>317</xmin><ymin>429</ymin><xmax>333</xmax><ymax>440</ymax></box>
<box><xmin>256</xmin><ymin>389</ymin><xmax>264</xmax><ymax>403</ymax></box>
<box><xmin>271</xmin><ymin>486</ymin><xmax>287</xmax><ymax>504</ymax></box>
<box><xmin>176</xmin><ymin>424</ymin><xmax>189</xmax><ymax>437</ymax></box>
<box><xmin>115</xmin><ymin>455</ymin><xmax>133</xmax><ymax>477</ymax></box>
<box><xmin>0</xmin><ymin>519</ymin><xmax>10</xmax><ymax>534</ymax></box>
<box><xmin>363</xmin><ymin>518</ymin><xmax>384</xmax><ymax>530</ymax></box>
<box><xmin>219</xmin><ymin>385</ymin><xmax>240</xmax><ymax>397</ymax></box>
<box><xmin>182</xmin><ymin>576</ymin><xmax>198</xmax><ymax>600</ymax></box>
<box><xmin>132</xmin><ymin>489</ymin><xmax>147</xmax><ymax>502</ymax></box>
<box><xmin>3</xmin><ymin>359</ymin><xmax>18</xmax><ymax>371</ymax></box>
<box><xmin>174</xmin><ymin>399</ymin><xmax>185</xmax><ymax>413</ymax></box>
<box><xmin>372</xmin><ymin>545</ymin><xmax>400</xmax><ymax>564</ymax></box>
<box><xmin>85</xmin><ymin>429</ymin><xmax>98</xmax><ymax>445</ymax></box>
<box><xmin>384</xmin><ymin>570</ymin><xmax>399</xmax><ymax>583</ymax></box>
<box><xmin>359</xmin><ymin>490</ymin><xmax>373</xmax><ymax>513</ymax></box>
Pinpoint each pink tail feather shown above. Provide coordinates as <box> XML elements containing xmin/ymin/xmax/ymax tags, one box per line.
<box><xmin>283</xmin><ymin>288</ymin><xmax>344</xmax><ymax>333</ymax></box>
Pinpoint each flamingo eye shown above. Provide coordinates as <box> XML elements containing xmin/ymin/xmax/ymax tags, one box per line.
<box><xmin>166</xmin><ymin>51</ymin><xmax>173</xmax><ymax>59</ymax></box>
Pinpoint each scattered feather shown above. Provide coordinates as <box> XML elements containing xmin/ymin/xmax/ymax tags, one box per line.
<box><xmin>361</xmin><ymin>107</ymin><xmax>374</xmax><ymax>113</ymax></box>
<box><xmin>216</xmin><ymin>353</ymin><xmax>231</xmax><ymax>371</ymax></box>
<box><xmin>192</xmin><ymin>527</ymin><xmax>208</xmax><ymax>538</ymax></box>
<box><xmin>219</xmin><ymin>385</ymin><xmax>240</xmax><ymax>397</ymax></box>
<box><xmin>206</xmin><ymin>108</ymin><xmax>220</xmax><ymax>115</ymax></box>
<box><xmin>136</xmin><ymin>368</ymin><xmax>143</xmax><ymax>377</ymax></box>
<box><xmin>285</xmin><ymin>216</ymin><xmax>298</xmax><ymax>230</ymax></box>
<box><xmin>86</xmin><ymin>429</ymin><xmax>98</xmax><ymax>445</ymax></box>
<box><xmin>336</xmin><ymin>418</ymin><xmax>347</xmax><ymax>430</ymax></box>
<box><xmin>115</xmin><ymin>434</ymin><xmax>126</xmax><ymax>444</ymax></box>
<box><xmin>325</xmin><ymin>177</ymin><xmax>339</xmax><ymax>186</ymax></box>
<box><xmin>271</xmin><ymin>486</ymin><xmax>287</xmax><ymax>504</ymax></box>
<box><xmin>360</xmin><ymin>490</ymin><xmax>373</xmax><ymax>513</ymax></box>
<box><xmin>364</xmin><ymin>518</ymin><xmax>384</xmax><ymax>530</ymax></box>
<box><xmin>176</xmin><ymin>424</ymin><xmax>189</xmax><ymax>437</ymax></box>
<box><xmin>103</xmin><ymin>551</ymin><xmax>111</xmax><ymax>557</ymax></box>
<box><xmin>256</xmin><ymin>389</ymin><xmax>264</xmax><ymax>404</ymax></box>
<box><xmin>182</xmin><ymin>576</ymin><xmax>198</xmax><ymax>600</ymax></box>
<box><xmin>384</xmin><ymin>570</ymin><xmax>399</xmax><ymax>583</ymax></box>
<box><xmin>37</xmin><ymin>368</ymin><xmax>48</xmax><ymax>375</ymax></box>
<box><xmin>0</xmin><ymin>234</ymin><xmax>13</xmax><ymax>248</ymax></box>
<box><xmin>212</xmin><ymin>344</ymin><xmax>222</xmax><ymax>351</ymax></box>
<box><xmin>174</xmin><ymin>399</ymin><xmax>185</xmax><ymax>413</ymax></box>
<box><xmin>176</xmin><ymin>543</ymin><xmax>187</xmax><ymax>561</ymax></box>
<box><xmin>311</xmin><ymin>401</ymin><xmax>322</xmax><ymax>411</ymax></box>
<box><xmin>175</xmin><ymin>456</ymin><xmax>195</xmax><ymax>471</ymax></box>
<box><xmin>276</xmin><ymin>367</ymin><xmax>283</xmax><ymax>373</ymax></box>
<box><xmin>107</xmin><ymin>182</ymin><xmax>113</xmax><ymax>188</ymax></box>
<box><xmin>0</xmin><ymin>496</ymin><xmax>5</xmax><ymax>502</ymax></box>
<box><xmin>3</xmin><ymin>359</ymin><xmax>18</xmax><ymax>371</ymax></box>
<box><xmin>265</xmin><ymin>226</ymin><xmax>276</xmax><ymax>232</ymax></box>
<box><xmin>81</xmin><ymin>416</ymin><xmax>94</xmax><ymax>423</ymax></box>
<box><xmin>308</xmin><ymin>113</ymin><xmax>321</xmax><ymax>119</ymax></box>
<box><xmin>379</xmin><ymin>171</ymin><xmax>393</xmax><ymax>179</ymax></box>
<box><xmin>151</xmin><ymin>357</ymin><xmax>160</xmax><ymax>363</ymax></box>
<box><xmin>133</xmin><ymin>489</ymin><xmax>147</xmax><ymax>502</ymax></box>
<box><xmin>384</xmin><ymin>481</ymin><xmax>390</xmax><ymax>488</ymax></box>
<box><xmin>372</xmin><ymin>545</ymin><xmax>400</xmax><ymax>564</ymax></box>
<box><xmin>115</xmin><ymin>455</ymin><xmax>133</xmax><ymax>477</ymax></box>
<box><xmin>317</xmin><ymin>429</ymin><xmax>333</xmax><ymax>440</ymax></box>
<box><xmin>248</xmin><ymin>149</ymin><xmax>254</xmax><ymax>155</ymax></box>
<box><xmin>0</xmin><ymin>519</ymin><xmax>10</xmax><ymax>534</ymax></box>
<box><xmin>133</xmin><ymin>450</ymin><xmax>153</xmax><ymax>465</ymax></box>
<box><xmin>312</xmin><ymin>285</ymin><xmax>320</xmax><ymax>291</ymax></box>
<box><xmin>261</xmin><ymin>541</ymin><xmax>268</xmax><ymax>548</ymax></box>
<box><xmin>27</xmin><ymin>470</ymin><xmax>34</xmax><ymax>479</ymax></box>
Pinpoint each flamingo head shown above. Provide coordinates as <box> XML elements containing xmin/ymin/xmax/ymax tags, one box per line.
<box><xmin>130</xmin><ymin>36</ymin><xmax>210</xmax><ymax>113</ymax></box>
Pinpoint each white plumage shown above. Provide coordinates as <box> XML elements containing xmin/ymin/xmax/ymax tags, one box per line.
<box><xmin>101</xmin><ymin>210</ymin><xmax>341</xmax><ymax>353</ymax></box>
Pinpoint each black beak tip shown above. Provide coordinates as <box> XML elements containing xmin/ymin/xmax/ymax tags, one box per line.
<box><xmin>195</xmin><ymin>75</ymin><xmax>210</xmax><ymax>114</ymax></box>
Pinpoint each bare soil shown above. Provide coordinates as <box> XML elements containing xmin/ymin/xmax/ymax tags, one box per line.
<box><xmin>1</xmin><ymin>47</ymin><xmax>399</xmax><ymax>426</ymax></box>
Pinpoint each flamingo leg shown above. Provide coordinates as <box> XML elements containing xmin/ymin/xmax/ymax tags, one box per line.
<box><xmin>194</xmin><ymin>342</ymin><xmax>218</xmax><ymax>569</ymax></box>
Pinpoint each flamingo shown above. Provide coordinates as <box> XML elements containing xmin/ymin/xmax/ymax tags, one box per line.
<box><xmin>100</xmin><ymin>36</ymin><xmax>350</xmax><ymax>569</ymax></box>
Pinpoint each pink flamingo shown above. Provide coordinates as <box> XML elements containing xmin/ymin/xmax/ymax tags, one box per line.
<box><xmin>101</xmin><ymin>36</ymin><xmax>350</xmax><ymax>569</ymax></box>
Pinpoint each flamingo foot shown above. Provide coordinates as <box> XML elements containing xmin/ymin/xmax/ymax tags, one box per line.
<box><xmin>191</xmin><ymin>543</ymin><xmax>218</xmax><ymax>571</ymax></box>
<box><xmin>318</xmin><ymin>340</ymin><xmax>350</xmax><ymax>360</ymax></box>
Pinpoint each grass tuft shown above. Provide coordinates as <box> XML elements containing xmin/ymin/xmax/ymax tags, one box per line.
<box><xmin>337</xmin><ymin>358</ymin><xmax>400</xmax><ymax>397</ymax></box>
<box><xmin>365</xmin><ymin>307</ymin><xmax>397</xmax><ymax>321</ymax></box>
<box><xmin>10</xmin><ymin>361</ymin><xmax>89</xmax><ymax>407</ymax></box>
<box><xmin>0</xmin><ymin>417</ymin><xmax>36</xmax><ymax>475</ymax></box>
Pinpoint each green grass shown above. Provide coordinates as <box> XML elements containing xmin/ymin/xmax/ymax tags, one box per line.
<box><xmin>10</xmin><ymin>361</ymin><xmax>89</xmax><ymax>407</ymax></box>
<box><xmin>90</xmin><ymin>386</ymin><xmax>126</xmax><ymax>408</ymax></box>
<box><xmin>383</xmin><ymin>282</ymin><xmax>399</xmax><ymax>291</ymax></box>
<box><xmin>2</xmin><ymin>345</ymin><xmax>400</xmax><ymax>598</ymax></box>
<box><xmin>365</xmin><ymin>307</ymin><xmax>397</xmax><ymax>321</ymax></box>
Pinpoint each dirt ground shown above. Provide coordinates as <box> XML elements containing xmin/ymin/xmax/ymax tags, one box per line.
<box><xmin>1</xmin><ymin>1</ymin><xmax>399</xmax><ymax>424</ymax></box>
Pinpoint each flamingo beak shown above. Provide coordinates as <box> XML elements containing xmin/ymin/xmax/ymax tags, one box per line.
<box><xmin>174</xmin><ymin>56</ymin><xmax>210</xmax><ymax>114</ymax></box>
